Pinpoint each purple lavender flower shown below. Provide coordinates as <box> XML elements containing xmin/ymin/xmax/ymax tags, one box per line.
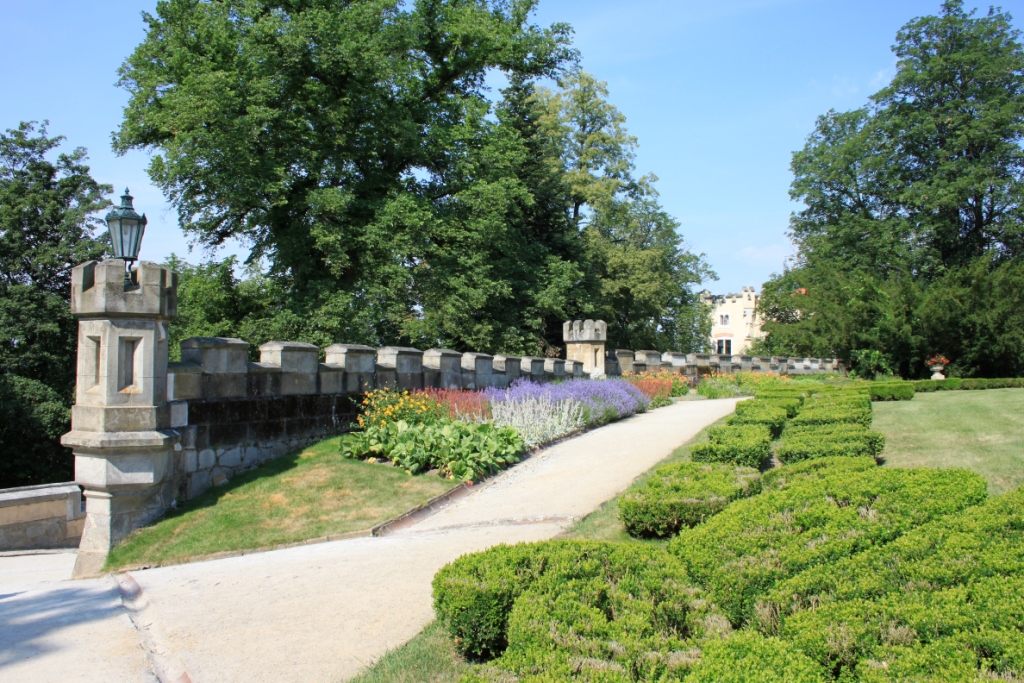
<box><xmin>487</xmin><ymin>378</ymin><xmax>649</xmax><ymax>425</ymax></box>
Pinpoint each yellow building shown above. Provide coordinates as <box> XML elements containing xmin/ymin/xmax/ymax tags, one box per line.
<box><xmin>700</xmin><ymin>286</ymin><xmax>765</xmax><ymax>355</ymax></box>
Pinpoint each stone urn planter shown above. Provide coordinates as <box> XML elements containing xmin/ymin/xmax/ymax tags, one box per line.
<box><xmin>930</xmin><ymin>364</ymin><xmax>947</xmax><ymax>380</ymax></box>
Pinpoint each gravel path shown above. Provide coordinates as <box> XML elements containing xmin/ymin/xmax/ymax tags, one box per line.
<box><xmin>0</xmin><ymin>397</ymin><xmax>739</xmax><ymax>682</ymax></box>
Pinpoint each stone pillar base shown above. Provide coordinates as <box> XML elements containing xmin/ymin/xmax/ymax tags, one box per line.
<box><xmin>72</xmin><ymin>483</ymin><xmax>172</xmax><ymax>578</ymax></box>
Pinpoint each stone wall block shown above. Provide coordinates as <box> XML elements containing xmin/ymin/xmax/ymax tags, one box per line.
<box><xmin>180</xmin><ymin>337</ymin><xmax>250</xmax><ymax>374</ymax></box>
<box><xmin>377</xmin><ymin>347</ymin><xmax>423</xmax><ymax>374</ymax></box>
<box><xmin>324</xmin><ymin>344</ymin><xmax>376</xmax><ymax>373</ymax></box>
<box><xmin>614</xmin><ymin>350</ymin><xmax>635</xmax><ymax>374</ymax></box>
<box><xmin>375</xmin><ymin>367</ymin><xmax>397</xmax><ymax>391</ymax></box>
<box><xmin>423</xmin><ymin>349</ymin><xmax>462</xmax><ymax>374</ymax></box>
<box><xmin>544</xmin><ymin>359</ymin><xmax>565</xmax><ymax>378</ymax></box>
<box><xmin>167</xmin><ymin>362</ymin><xmax>203</xmax><ymax>400</ymax></box>
<box><xmin>492</xmin><ymin>355</ymin><xmax>521</xmax><ymax>384</ymax></box>
<box><xmin>259</xmin><ymin>341</ymin><xmax>319</xmax><ymax>374</ymax></box>
<box><xmin>318</xmin><ymin>365</ymin><xmax>344</xmax><ymax>394</ymax></box>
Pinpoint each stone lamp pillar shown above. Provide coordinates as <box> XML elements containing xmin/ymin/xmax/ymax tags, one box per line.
<box><xmin>61</xmin><ymin>259</ymin><xmax>179</xmax><ymax>577</ymax></box>
<box><xmin>563</xmin><ymin>319</ymin><xmax>608</xmax><ymax>376</ymax></box>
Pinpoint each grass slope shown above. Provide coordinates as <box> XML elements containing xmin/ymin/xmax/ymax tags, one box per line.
<box><xmin>348</xmin><ymin>621</ymin><xmax>468</xmax><ymax>683</ymax></box>
<box><xmin>872</xmin><ymin>388</ymin><xmax>1024</xmax><ymax>495</ymax></box>
<box><xmin>105</xmin><ymin>436</ymin><xmax>454</xmax><ymax>571</ymax></box>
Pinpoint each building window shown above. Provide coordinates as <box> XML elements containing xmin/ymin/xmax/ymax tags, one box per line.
<box><xmin>715</xmin><ymin>339</ymin><xmax>732</xmax><ymax>355</ymax></box>
<box><xmin>720</xmin><ymin>314</ymin><xmax>730</xmax><ymax>326</ymax></box>
<box><xmin>743</xmin><ymin>309</ymin><xmax>750</xmax><ymax>318</ymax></box>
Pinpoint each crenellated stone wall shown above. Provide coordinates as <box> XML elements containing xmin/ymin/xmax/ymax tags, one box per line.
<box><xmin>164</xmin><ymin>338</ymin><xmax>587</xmax><ymax>504</ymax></box>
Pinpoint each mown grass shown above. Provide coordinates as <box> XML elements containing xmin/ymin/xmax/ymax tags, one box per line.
<box><xmin>348</xmin><ymin>621</ymin><xmax>468</xmax><ymax>683</ymax></box>
<box><xmin>872</xmin><ymin>387</ymin><xmax>1024</xmax><ymax>495</ymax></box>
<box><xmin>105</xmin><ymin>436</ymin><xmax>454</xmax><ymax>571</ymax></box>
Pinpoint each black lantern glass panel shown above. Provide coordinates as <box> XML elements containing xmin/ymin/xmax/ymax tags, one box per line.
<box><xmin>105</xmin><ymin>189</ymin><xmax>148</xmax><ymax>262</ymax></box>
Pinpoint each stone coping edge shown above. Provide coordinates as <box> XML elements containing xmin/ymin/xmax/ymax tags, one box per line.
<box><xmin>0</xmin><ymin>482</ymin><xmax>81</xmax><ymax>509</ymax></box>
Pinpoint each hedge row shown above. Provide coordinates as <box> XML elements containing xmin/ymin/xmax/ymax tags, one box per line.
<box><xmin>619</xmin><ymin>462</ymin><xmax>761</xmax><ymax>538</ymax></box>
<box><xmin>961</xmin><ymin>377</ymin><xmax>1024</xmax><ymax>390</ymax></box>
<box><xmin>737</xmin><ymin>397</ymin><xmax>802</xmax><ymax>418</ymax></box>
<box><xmin>691</xmin><ymin>424</ymin><xmax>772</xmax><ymax>468</ymax></box>
<box><xmin>434</xmin><ymin>459</ymin><xmax>993</xmax><ymax>682</ymax></box>
<box><xmin>726</xmin><ymin>402</ymin><xmax>788</xmax><ymax>438</ymax></box>
<box><xmin>912</xmin><ymin>378</ymin><xmax>963</xmax><ymax>391</ymax></box>
<box><xmin>759</xmin><ymin>487</ymin><xmax>1024</xmax><ymax>681</ymax></box>
<box><xmin>867</xmin><ymin>382</ymin><xmax>915</xmax><ymax>401</ymax></box>
<box><xmin>778</xmin><ymin>423</ymin><xmax>886</xmax><ymax>463</ymax></box>
<box><xmin>432</xmin><ymin>540</ymin><xmax>697</xmax><ymax>667</ymax></box>
<box><xmin>666</xmin><ymin>461</ymin><xmax>988</xmax><ymax>626</ymax></box>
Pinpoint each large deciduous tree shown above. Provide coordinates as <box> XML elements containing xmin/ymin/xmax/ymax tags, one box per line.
<box><xmin>115</xmin><ymin>0</ymin><xmax>576</xmax><ymax>350</ymax></box>
<box><xmin>0</xmin><ymin>122</ymin><xmax>108</xmax><ymax>486</ymax></box>
<box><xmin>759</xmin><ymin>0</ymin><xmax>1024</xmax><ymax>378</ymax></box>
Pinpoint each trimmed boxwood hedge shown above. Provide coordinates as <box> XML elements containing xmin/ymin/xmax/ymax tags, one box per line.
<box><xmin>683</xmin><ymin>632</ymin><xmax>827</xmax><ymax>683</ymax></box>
<box><xmin>782</xmin><ymin>423</ymin><xmax>885</xmax><ymax>456</ymax></box>
<box><xmin>789</xmin><ymin>404</ymin><xmax>872</xmax><ymax>428</ymax></box>
<box><xmin>962</xmin><ymin>377</ymin><xmax>1024</xmax><ymax>390</ymax></box>
<box><xmin>868</xmin><ymin>382</ymin><xmax>915</xmax><ymax>401</ymax></box>
<box><xmin>619</xmin><ymin>462</ymin><xmax>761</xmax><ymax>538</ymax></box>
<box><xmin>737</xmin><ymin>397</ymin><xmax>802</xmax><ymax>419</ymax></box>
<box><xmin>726</xmin><ymin>403</ymin><xmax>788</xmax><ymax>438</ymax></box>
<box><xmin>666</xmin><ymin>464</ymin><xmax>988</xmax><ymax>626</ymax></box>
<box><xmin>432</xmin><ymin>540</ymin><xmax>698</xmax><ymax>672</ymax></box>
<box><xmin>691</xmin><ymin>424</ymin><xmax>772</xmax><ymax>468</ymax></box>
<box><xmin>759</xmin><ymin>488</ymin><xmax>1024</xmax><ymax>681</ymax></box>
<box><xmin>912</xmin><ymin>378</ymin><xmax>964</xmax><ymax>392</ymax></box>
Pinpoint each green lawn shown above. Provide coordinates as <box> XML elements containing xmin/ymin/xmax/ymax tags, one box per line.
<box><xmin>105</xmin><ymin>436</ymin><xmax>455</xmax><ymax>571</ymax></box>
<box><xmin>872</xmin><ymin>388</ymin><xmax>1024</xmax><ymax>495</ymax></box>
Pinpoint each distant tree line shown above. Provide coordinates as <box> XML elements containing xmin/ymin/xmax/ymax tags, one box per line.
<box><xmin>756</xmin><ymin>0</ymin><xmax>1024</xmax><ymax>379</ymax></box>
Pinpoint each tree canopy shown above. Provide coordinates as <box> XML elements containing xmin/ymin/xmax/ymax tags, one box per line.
<box><xmin>0</xmin><ymin>122</ymin><xmax>108</xmax><ymax>486</ymax></box>
<box><xmin>758</xmin><ymin>0</ymin><xmax>1024</xmax><ymax>378</ymax></box>
<box><xmin>119</xmin><ymin>1</ymin><xmax>713</xmax><ymax>355</ymax></box>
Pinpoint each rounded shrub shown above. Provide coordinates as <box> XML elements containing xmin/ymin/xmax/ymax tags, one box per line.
<box><xmin>683</xmin><ymin>632</ymin><xmax>827</xmax><ymax>683</ymax></box>
<box><xmin>619</xmin><ymin>462</ymin><xmax>761</xmax><ymax>538</ymax></box>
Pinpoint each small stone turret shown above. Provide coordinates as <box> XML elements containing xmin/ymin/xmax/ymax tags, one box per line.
<box><xmin>563</xmin><ymin>320</ymin><xmax>608</xmax><ymax>376</ymax></box>
<box><xmin>61</xmin><ymin>259</ymin><xmax>179</xmax><ymax>577</ymax></box>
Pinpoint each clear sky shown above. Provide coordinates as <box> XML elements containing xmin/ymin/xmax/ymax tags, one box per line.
<box><xmin>2</xmin><ymin>0</ymin><xmax>1021</xmax><ymax>294</ymax></box>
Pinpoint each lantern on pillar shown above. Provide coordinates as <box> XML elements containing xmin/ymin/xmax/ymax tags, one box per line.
<box><xmin>105</xmin><ymin>188</ymin><xmax>147</xmax><ymax>283</ymax></box>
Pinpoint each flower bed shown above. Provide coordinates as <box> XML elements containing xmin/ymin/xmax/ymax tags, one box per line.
<box><xmin>342</xmin><ymin>378</ymin><xmax>652</xmax><ymax>477</ymax></box>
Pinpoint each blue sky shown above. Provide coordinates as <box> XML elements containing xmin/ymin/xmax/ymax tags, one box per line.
<box><xmin>2</xmin><ymin>0</ymin><xmax>1020</xmax><ymax>294</ymax></box>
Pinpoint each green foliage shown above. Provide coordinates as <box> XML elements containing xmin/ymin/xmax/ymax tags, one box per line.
<box><xmin>618</xmin><ymin>462</ymin><xmax>761</xmax><ymax>539</ymax></box>
<box><xmin>912</xmin><ymin>377</ymin><xmax>968</xmax><ymax>392</ymax></box>
<box><xmin>789</xmin><ymin>404</ymin><xmax>872</xmax><ymax>428</ymax></box>
<box><xmin>960</xmin><ymin>377</ymin><xmax>1024</xmax><ymax>390</ymax></box>
<box><xmin>757</xmin><ymin>2</ymin><xmax>1024</xmax><ymax>379</ymax></box>
<box><xmin>433</xmin><ymin>540</ymin><xmax>697</xmax><ymax>678</ymax></box>
<box><xmin>0</xmin><ymin>122</ymin><xmax>108</xmax><ymax>486</ymax></box>
<box><xmin>725</xmin><ymin>403</ymin><xmax>788</xmax><ymax>438</ymax></box>
<box><xmin>684</xmin><ymin>632</ymin><xmax>826</xmax><ymax>683</ymax></box>
<box><xmin>761</xmin><ymin>488</ymin><xmax>1024</xmax><ymax>681</ymax></box>
<box><xmin>737</xmin><ymin>397</ymin><xmax>801</xmax><ymax>418</ymax></box>
<box><xmin>691</xmin><ymin>424</ymin><xmax>772</xmax><ymax>468</ymax></box>
<box><xmin>117</xmin><ymin>2</ymin><xmax>713</xmax><ymax>355</ymax></box>
<box><xmin>340</xmin><ymin>419</ymin><xmax>522</xmax><ymax>481</ymax></box>
<box><xmin>667</xmin><ymin>463</ymin><xmax>988</xmax><ymax>626</ymax></box>
<box><xmin>0</xmin><ymin>375</ymin><xmax>73</xmax><ymax>487</ymax></box>
<box><xmin>775</xmin><ymin>432</ymin><xmax>881</xmax><ymax>464</ymax></box>
<box><xmin>868</xmin><ymin>382</ymin><xmax>916</xmax><ymax>401</ymax></box>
